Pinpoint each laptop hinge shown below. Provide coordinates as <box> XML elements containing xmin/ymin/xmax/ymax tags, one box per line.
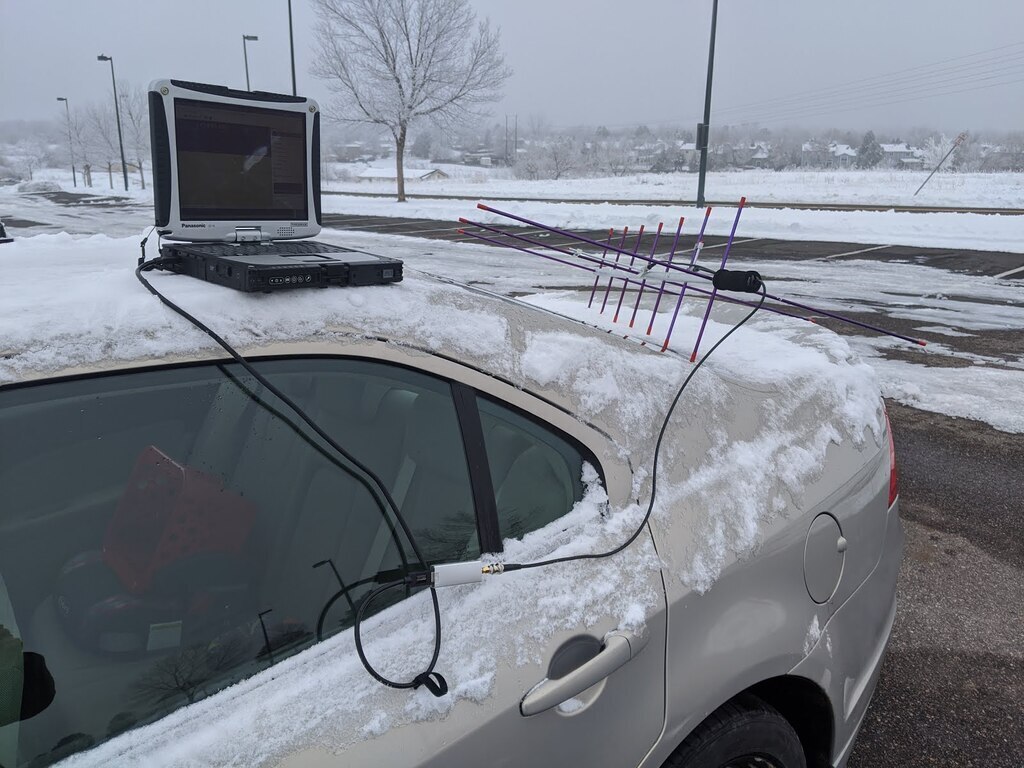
<box><xmin>233</xmin><ymin>227</ymin><xmax>264</xmax><ymax>243</ymax></box>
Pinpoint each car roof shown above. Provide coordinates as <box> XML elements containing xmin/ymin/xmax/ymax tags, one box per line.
<box><xmin>0</xmin><ymin>234</ymin><xmax>885</xmax><ymax>468</ymax></box>
<box><xmin>0</xmin><ymin>236</ymin><xmax>703</xmax><ymax>443</ymax></box>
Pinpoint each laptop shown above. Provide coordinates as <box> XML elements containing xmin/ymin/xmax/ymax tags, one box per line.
<box><xmin>148</xmin><ymin>79</ymin><xmax>402</xmax><ymax>292</ymax></box>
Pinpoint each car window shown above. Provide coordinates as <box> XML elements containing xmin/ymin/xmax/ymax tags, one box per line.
<box><xmin>476</xmin><ymin>395</ymin><xmax>593</xmax><ymax>542</ymax></box>
<box><xmin>0</xmin><ymin>358</ymin><xmax>476</xmax><ymax>767</ymax></box>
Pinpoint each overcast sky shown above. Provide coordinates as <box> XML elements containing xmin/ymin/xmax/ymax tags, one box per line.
<box><xmin>2</xmin><ymin>0</ymin><xmax>1023</xmax><ymax>134</ymax></box>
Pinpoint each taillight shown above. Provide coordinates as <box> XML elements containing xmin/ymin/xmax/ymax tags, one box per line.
<box><xmin>884</xmin><ymin>406</ymin><xmax>898</xmax><ymax>507</ymax></box>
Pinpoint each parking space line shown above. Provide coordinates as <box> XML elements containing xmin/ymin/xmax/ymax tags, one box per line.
<box><xmin>993</xmin><ymin>263</ymin><xmax>1024</xmax><ymax>279</ymax></box>
<box><xmin>700</xmin><ymin>237</ymin><xmax>762</xmax><ymax>250</ymax></box>
<box><xmin>823</xmin><ymin>244</ymin><xmax>891</xmax><ymax>259</ymax></box>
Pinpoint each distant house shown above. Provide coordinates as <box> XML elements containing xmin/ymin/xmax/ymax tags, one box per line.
<box><xmin>800</xmin><ymin>140</ymin><xmax>857</xmax><ymax>168</ymax></box>
<box><xmin>880</xmin><ymin>142</ymin><xmax>924</xmax><ymax>169</ymax></box>
<box><xmin>356</xmin><ymin>168</ymin><xmax>450</xmax><ymax>182</ymax></box>
<box><xmin>800</xmin><ymin>140</ymin><xmax>830</xmax><ymax>167</ymax></box>
<box><xmin>747</xmin><ymin>141</ymin><xmax>772</xmax><ymax>168</ymax></box>
<box><xmin>828</xmin><ymin>143</ymin><xmax>857</xmax><ymax>168</ymax></box>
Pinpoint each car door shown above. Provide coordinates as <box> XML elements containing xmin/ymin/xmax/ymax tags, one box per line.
<box><xmin>280</xmin><ymin>356</ymin><xmax>669</xmax><ymax>768</ymax></box>
<box><xmin>0</xmin><ymin>353</ymin><xmax>666</xmax><ymax>768</ymax></box>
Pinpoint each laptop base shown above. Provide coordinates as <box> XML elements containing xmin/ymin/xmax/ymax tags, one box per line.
<box><xmin>158</xmin><ymin>241</ymin><xmax>403</xmax><ymax>293</ymax></box>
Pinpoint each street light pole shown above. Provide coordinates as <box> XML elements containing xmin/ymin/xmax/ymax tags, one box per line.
<box><xmin>243</xmin><ymin>34</ymin><xmax>259</xmax><ymax>91</ymax></box>
<box><xmin>696</xmin><ymin>0</ymin><xmax>719</xmax><ymax>207</ymax></box>
<box><xmin>56</xmin><ymin>97</ymin><xmax>77</xmax><ymax>188</ymax></box>
<box><xmin>287</xmin><ymin>0</ymin><xmax>297</xmax><ymax>96</ymax></box>
<box><xmin>96</xmin><ymin>55</ymin><xmax>129</xmax><ymax>192</ymax></box>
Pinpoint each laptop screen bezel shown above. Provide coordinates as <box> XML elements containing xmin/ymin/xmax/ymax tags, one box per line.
<box><xmin>149</xmin><ymin>79</ymin><xmax>321</xmax><ymax>242</ymax></box>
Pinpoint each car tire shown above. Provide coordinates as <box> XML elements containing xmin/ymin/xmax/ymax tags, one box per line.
<box><xmin>663</xmin><ymin>694</ymin><xmax>807</xmax><ymax>768</ymax></box>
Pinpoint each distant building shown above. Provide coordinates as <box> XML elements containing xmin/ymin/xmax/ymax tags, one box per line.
<box><xmin>356</xmin><ymin>168</ymin><xmax>450</xmax><ymax>182</ymax></box>
<box><xmin>879</xmin><ymin>142</ymin><xmax>924</xmax><ymax>169</ymax></box>
<box><xmin>828</xmin><ymin>143</ymin><xmax>857</xmax><ymax>168</ymax></box>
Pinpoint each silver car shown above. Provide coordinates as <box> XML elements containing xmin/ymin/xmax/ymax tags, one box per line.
<box><xmin>0</xmin><ymin>254</ymin><xmax>901</xmax><ymax>768</ymax></box>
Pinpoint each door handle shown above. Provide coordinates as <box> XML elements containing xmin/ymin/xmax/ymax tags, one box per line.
<box><xmin>520</xmin><ymin>630</ymin><xmax>649</xmax><ymax>716</ymax></box>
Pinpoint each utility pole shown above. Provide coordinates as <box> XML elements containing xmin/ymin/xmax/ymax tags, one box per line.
<box><xmin>243</xmin><ymin>35</ymin><xmax>259</xmax><ymax>91</ymax></box>
<box><xmin>288</xmin><ymin>0</ymin><xmax>297</xmax><ymax>95</ymax></box>
<box><xmin>96</xmin><ymin>55</ymin><xmax>129</xmax><ymax>192</ymax></box>
<box><xmin>56</xmin><ymin>97</ymin><xmax>77</xmax><ymax>188</ymax></box>
<box><xmin>696</xmin><ymin>0</ymin><xmax>718</xmax><ymax>207</ymax></box>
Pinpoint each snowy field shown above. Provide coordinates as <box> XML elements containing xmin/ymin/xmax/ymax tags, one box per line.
<box><xmin>6</xmin><ymin>170</ymin><xmax>1024</xmax><ymax>255</ymax></box>
<box><xmin>322</xmin><ymin>161</ymin><xmax>1024</xmax><ymax>209</ymax></box>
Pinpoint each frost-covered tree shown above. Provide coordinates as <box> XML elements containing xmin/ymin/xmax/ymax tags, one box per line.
<box><xmin>312</xmin><ymin>0</ymin><xmax>511</xmax><ymax>201</ymax></box>
<box><xmin>856</xmin><ymin>131</ymin><xmax>883</xmax><ymax>168</ymax></box>
<box><xmin>922</xmin><ymin>134</ymin><xmax>951</xmax><ymax>169</ymax></box>
<box><xmin>118</xmin><ymin>83</ymin><xmax>150</xmax><ymax>189</ymax></box>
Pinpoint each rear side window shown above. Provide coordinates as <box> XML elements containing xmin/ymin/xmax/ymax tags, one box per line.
<box><xmin>0</xmin><ymin>358</ymin><xmax>475</xmax><ymax>767</ymax></box>
<box><xmin>476</xmin><ymin>395</ymin><xmax>593</xmax><ymax>542</ymax></box>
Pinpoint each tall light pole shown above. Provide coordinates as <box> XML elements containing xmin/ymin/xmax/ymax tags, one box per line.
<box><xmin>56</xmin><ymin>97</ymin><xmax>77</xmax><ymax>188</ymax></box>
<box><xmin>243</xmin><ymin>34</ymin><xmax>259</xmax><ymax>91</ymax></box>
<box><xmin>695</xmin><ymin>0</ymin><xmax>719</xmax><ymax>207</ymax></box>
<box><xmin>96</xmin><ymin>55</ymin><xmax>129</xmax><ymax>192</ymax></box>
<box><xmin>287</xmin><ymin>0</ymin><xmax>297</xmax><ymax>95</ymax></box>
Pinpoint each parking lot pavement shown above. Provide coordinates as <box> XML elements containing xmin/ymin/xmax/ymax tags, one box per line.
<box><xmin>848</xmin><ymin>402</ymin><xmax>1024</xmax><ymax>768</ymax></box>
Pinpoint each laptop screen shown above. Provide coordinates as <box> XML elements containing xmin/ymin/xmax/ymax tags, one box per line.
<box><xmin>174</xmin><ymin>98</ymin><xmax>308</xmax><ymax>222</ymax></box>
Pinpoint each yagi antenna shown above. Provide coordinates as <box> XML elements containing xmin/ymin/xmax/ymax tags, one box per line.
<box><xmin>457</xmin><ymin>200</ymin><xmax>927</xmax><ymax>355</ymax></box>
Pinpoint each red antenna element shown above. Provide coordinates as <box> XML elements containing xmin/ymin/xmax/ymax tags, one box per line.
<box><xmin>612</xmin><ymin>225</ymin><xmax>645</xmax><ymax>323</ymax></box>
<box><xmin>628</xmin><ymin>221</ymin><xmax>664</xmax><ymax>329</ymax></box>
<box><xmin>588</xmin><ymin>228</ymin><xmax>615</xmax><ymax>308</ymax></box>
<box><xmin>461</xmin><ymin>201</ymin><xmax>928</xmax><ymax>353</ymax></box>
<box><xmin>601</xmin><ymin>227</ymin><xmax>630</xmax><ymax>314</ymax></box>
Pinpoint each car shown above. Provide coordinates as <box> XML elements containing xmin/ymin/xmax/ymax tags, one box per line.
<box><xmin>0</xmin><ymin>233</ymin><xmax>902</xmax><ymax>768</ymax></box>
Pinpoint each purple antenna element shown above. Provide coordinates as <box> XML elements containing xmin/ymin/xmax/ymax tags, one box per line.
<box><xmin>471</xmin><ymin>204</ymin><xmax>927</xmax><ymax>348</ymax></box>
<box><xmin>612</xmin><ymin>225</ymin><xmax>646</xmax><ymax>322</ymax></box>
<box><xmin>588</xmin><ymin>228</ymin><xmax>614</xmax><ymax>308</ymax></box>
<box><xmin>477</xmin><ymin>203</ymin><xmax>713</xmax><ymax>288</ymax></box>
<box><xmin>458</xmin><ymin>216</ymin><xmax>580</xmax><ymax>257</ymax></box>
<box><xmin>661</xmin><ymin>205</ymin><xmax>712</xmax><ymax>351</ymax></box>
<box><xmin>601</xmin><ymin>227</ymin><xmax>631</xmax><ymax>314</ymax></box>
<box><xmin>690</xmin><ymin>197</ymin><xmax>746</xmax><ymax>362</ymax></box>
<box><xmin>458</xmin><ymin>225</ymin><xmax>824</xmax><ymax>337</ymax></box>
<box><xmin>628</xmin><ymin>221</ymin><xmax>665</xmax><ymax>328</ymax></box>
<box><xmin>646</xmin><ymin>216</ymin><xmax>685</xmax><ymax>336</ymax></box>
<box><xmin>457</xmin><ymin>227</ymin><xmax>601</xmax><ymax>273</ymax></box>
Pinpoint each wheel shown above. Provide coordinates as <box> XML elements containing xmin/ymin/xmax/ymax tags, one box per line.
<box><xmin>663</xmin><ymin>694</ymin><xmax>807</xmax><ymax>768</ymax></box>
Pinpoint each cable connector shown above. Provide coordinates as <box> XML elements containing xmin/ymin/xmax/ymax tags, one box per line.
<box><xmin>481</xmin><ymin>562</ymin><xmax>505</xmax><ymax>575</ymax></box>
<box><xmin>431</xmin><ymin>561</ymin><xmax>484</xmax><ymax>587</ymax></box>
<box><xmin>403</xmin><ymin>570</ymin><xmax>433</xmax><ymax>588</ymax></box>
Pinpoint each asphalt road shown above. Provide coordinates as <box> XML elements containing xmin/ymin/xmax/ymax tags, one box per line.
<box><xmin>4</xmin><ymin>192</ymin><xmax>1023</xmax><ymax>767</ymax></box>
<box><xmin>848</xmin><ymin>403</ymin><xmax>1024</xmax><ymax>768</ymax></box>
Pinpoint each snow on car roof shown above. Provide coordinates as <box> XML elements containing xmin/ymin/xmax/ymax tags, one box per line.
<box><xmin>4</xmin><ymin>233</ymin><xmax>885</xmax><ymax>766</ymax></box>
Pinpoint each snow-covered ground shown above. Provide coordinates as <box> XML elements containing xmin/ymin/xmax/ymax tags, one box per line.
<box><xmin>2</xmin><ymin>174</ymin><xmax>1022</xmax><ymax>433</ymax></box>
<box><xmin>322</xmin><ymin>161</ymin><xmax>1024</xmax><ymax>209</ymax></box>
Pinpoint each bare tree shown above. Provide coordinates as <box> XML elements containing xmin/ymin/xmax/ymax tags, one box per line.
<box><xmin>118</xmin><ymin>83</ymin><xmax>150</xmax><ymax>190</ymax></box>
<box><xmin>312</xmin><ymin>0</ymin><xmax>511</xmax><ymax>201</ymax></box>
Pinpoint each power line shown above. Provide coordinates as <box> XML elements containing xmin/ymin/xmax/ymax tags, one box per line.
<box><xmin>710</xmin><ymin>39</ymin><xmax>1024</xmax><ymax>118</ymax></box>
<box><xmin>718</xmin><ymin>60</ymin><xmax>1024</xmax><ymax>125</ymax></box>
<box><xmin>718</xmin><ymin>74</ymin><xmax>1024</xmax><ymax>128</ymax></box>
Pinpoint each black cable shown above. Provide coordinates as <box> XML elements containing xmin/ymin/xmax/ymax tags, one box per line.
<box><xmin>497</xmin><ymin>282</ymin><xmax>767</xmax><ymax>574</ymax></box>
<box><xmin>353</xmin><ymin>576</ymin><xmax>447</xmax><ymax>696</ymax></box>
<box><xmin>135</xmin><ymin>250</ymin><xmax>764</xmax><ymax>698</ymax></box>
<box><xmin>134</xmin><ymin>255</ymin><xmax>447</xmax><ymax>696</ymax></box>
